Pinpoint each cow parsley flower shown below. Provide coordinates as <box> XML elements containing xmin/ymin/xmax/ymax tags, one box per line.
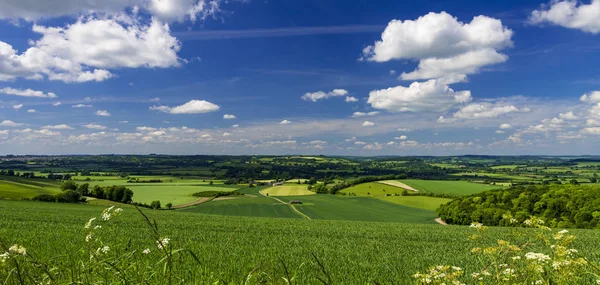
<box><xmin>85</xmin><ymin>234</ymin><xmax>94</xmax><ymax>243</ymax></box>
<box><xmin>96</xmin><ymin>246</ymin><xmax>110</xmax><ymax>255</ymax></box>
<box><xmin>8</xmin><ymin>244</ymin><xmax>26</xmax><ymax>256</ymax></box>
<box><xmin>469</xmin><ymin>222</ymin><xmax>483</xmax><ymax>228</ymax></box>
<box><xmin>0</xmin><ymin>252</ymin><xmax>9</xmax><ymax>263</ymax></box>
<box><xmin>157</xmin><ymin>237</ymin><xmax>170</xmax><ymax>250</ymax></box>
<box><xmin>84</xmin><ymin>218</ymin><xmax>96</xmax><ymax>229</ymax></box>
<box><xmin>142</xmin><ymin>248</ymin><xmax>151</xmax><ymax>254</ymax></box>
<box><xmin>525</xmin><ymin>252</ymin><xmax>551</xmax><ymax>263</ymax></box>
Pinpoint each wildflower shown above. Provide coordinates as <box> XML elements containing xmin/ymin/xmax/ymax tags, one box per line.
<box><xmin>558</xmin><ymin>229</ymin><xmax>568</xmax><ymax>235</ymax></box>
<box><xmin>142</xmin><ymin>248</ymin><xmax>151</xmax><ymax>254</ymax></box>
<box><xmin>8</xmin><ymin>244</ymin><xmax>26</xmax><ymax>256</ymax></box>
<box><xmin>85</xmin><ymin>234</ymin><xmax>94</xmax><ymax>243</ymax></box>
<box><xmin>510</xmin><ymin>218</ymin><xmax>518</xmax><ymax>224</ymax></box>
<box><xmin>512</xmin><ymin>256</ymin><xmax>521</xmax><ymax>260</ymax></box>
<box><xmin>525</xmin><ymin>252</ymin><xmax>551</xmax><ymax>263</ymax></box>
<box><xmin>84</xmin><ymin>217</ymin><xmax>96</xmax><ymax>229</ymax></box>
<box><xmin>534</xmin><ymin>281</ymin><xmax>543</xmax><ymax>285</ymax></box>
<box><xmin>93</xmin><ymin>225</ymin><xmax>102</xmax><ymax>230</ymax></box>
<box><xmin>96</xmin><ymin>246</ymin><xmax>110</xmax><ymax>255</ymax></box>
<box><xmin>0</xmin><ymin>252</ymin><xmax>9</xmax><ymax>263</ymax></box>
<box><xmin>469</xmin><ymin>222</ymin><xmax>483</xmax><ymax>228</ymax></box>
<box><xmin>114</xmin><ymin>208</ymin><xmax>123</xmax><ymax>214</ymax></box>
<box><xmin>451</xmin><ymin>266</ymin><xmax>462</xmax><ymax>271</ymax></box>
<box><xmin>502</xmin><ymin>268</ymin><xmax>515</xmax><ymax>275</ymax></box>
<box><xmin>101</xmin><ymin>206</ymin><xmax>115</xmax><ymax>221</ymax></box>
<box><xmin>566</xmin><ymin>248</ymin><xmax>578</xmax><ymax>255</ymax></box>
<box><xmin>481</xmin><ymin>270</ymin><xmax>491</xmax><ymax>276</ymax></box>
<box><xmin>157</xmin><ymin>237</ymin><xmax>170</xmax><ymax>250</ymax></box>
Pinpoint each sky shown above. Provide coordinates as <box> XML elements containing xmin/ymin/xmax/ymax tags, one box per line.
<box><xmin>0</xmin><ymin>0</ymin><xmax>600</xmax><ymax>155</ymax></box>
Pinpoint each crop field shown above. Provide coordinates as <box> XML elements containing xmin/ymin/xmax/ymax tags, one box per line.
<box><xmin>401</xmin><ymin>179</ymin><xmax>504</xmax><ymax>196</ymax></box>
<box><xmin>377</xmin><ymin>196</ymin><xmax>452</xmax><ymax>211</ymax></box>
<box><xmin>0</xmin><ymin>177</ymin><xmax>61</xmax><ymax>200</ymax></box>
<box><xmin>340</xmin><ymin>182</ymin><xmax>408</xmax><ymax>196</ymax></box>
<box><xmin>277</xmin><ymin>195</ymin><xmax>438</xmax><ymax>223</ymax></box>
<box><xmin>2</xmin><ymin>200</ymin><xmax>600</xmax><ymax>284</ymax></box>
<box><xmin>130</xmin><ymin>185</ymin><xmax>238</xmax><ymax>206</ymax></box>
<box><xmin>180</xmin><ymin>196</ymin><xmax>300</xmax><ymax>218</ymax></box>
<box><xmin>259</xmin><ymin>184</ymin><xmax>315</xmax><ymax>196</ymax></box>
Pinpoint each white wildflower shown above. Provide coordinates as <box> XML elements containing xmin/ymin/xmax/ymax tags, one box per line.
<box><xmin>0</xmin><ymin>252</ymin><xmax>9</xmax><ymax>263</ymax></box>
<box><xmin>85</xmin><ymin>234</ymin><xmax>94</xmax><ymax>243</ymax></box>
<box><xmin>114</xmin><ymin>208</ymin><xmax>123</xmax><ymax>214</ymax></box>
<box><xmin>8</xmin><ymin>245</ymin><xmax>26</xmax><ymax>256</ymax></box>
<box><xmin>566</xmin><ymin>249</ymin><xmax>578</xmax><ymax>255</ymax></box>
<box><xmin>84</xmin><ymin>217</ymin><xmax>96</xmax><ymax>229</ymax></box>
<box><xmin>481</xmin><ymin>270</ymin><xmax>491</xmax><ymax>276</ymax></box>
<box><xmin>534</xmin><ymin>280</ymin><xmax>543</xmax><ymax>285</ymax></box>
<box><xmin>157</xmin><ymin>237</ymin><xmax>170</xmax><ymax>250</ymax></box>
<box><xmin>96</xmin><ymin>246</ymin><xmax>110</xmax><ymax>255</ymax></box>
<box><xmin>469</xmin><ymin>222</ymin><xmax>483</xmax><ymax>228</ymax></box>
<box><xmin>451</xmin><ymin>266</ymin><xmax>462</xmax><ymax>271</ymax></box>
<box><xmin>510</xmin><ymin>218</ymin><xmax>518</xmax><ymax>224</ymax></box>
<box><xmin>512</xmin><ymin>256</ymin><xmax>521</xmax><ymax>260</ymax></box>
<box><xmin>93</xmin><ymin>225</ymin><xmax>102</xmax><ymax>230</ymax></box>
<box><xmin>502</xmin><ymin>268</ymin><xmax>515</xmax><ymax>275</ymax></box>
<box><xmin>558</xmin><ymin>229</ymin><xmax>568</xmax><ymax>235</ymax></box>
<box><xmin>525</xmin><ymin>252</ymin><xmax>551</xmax><ymax>263</ymax></box>
<box><xmin>524</xmin><ymin>219</ymin><xmax>533</xmax><ymax>226</ymax></box>
<box><xmin>142</xmin><ymin>248</ymin><xmax>151</xmax><ymax>254</ymax></box>
<box><xmin>101</xmin><ymin>212</ymin><xmax>111</xmax><ymax>221</ymax></box>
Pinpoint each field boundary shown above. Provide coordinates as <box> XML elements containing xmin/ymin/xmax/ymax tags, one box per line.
<box><xmin>172</xmin><ymin>197</ymin><xmax>214</xmax><ymax>209</ymax></box>
<box><xmin>376</xmin><ymin>180</ymin><xmax>419</xmax><ymax>192</ymax></box>
<box><xmin>262</xmin><ymin>194</ymin><xmax>312</xmax><ymax>220</ymax></box>
<box><xmin>434</xmin><ymin>218</ymin><xmax>447</xmax><ymax>226</ymax></box>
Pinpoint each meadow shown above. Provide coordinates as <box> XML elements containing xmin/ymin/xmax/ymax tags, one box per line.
<box><xmin>401</xmin><ymin>179</ymin><xmax>505</xmax><ymax>196</ymax></box>
<box><xmin>127</xmin><ymin>185</ymin><xmax>238</xmax><ymax>206</ymax></box>
<box><xmin>2</xmin><ymin>200</ymin><xmax>600</xmax><ymax>284</ymax></box>
<box><xmin>0</xmin><ymin>177</ymin><xmax>60</xmax><ymax>200</ymax></box>
<box><xmin>260</xmin><ymin>184</ymin><xmax>315</xmax><ymax>196</ymax></box>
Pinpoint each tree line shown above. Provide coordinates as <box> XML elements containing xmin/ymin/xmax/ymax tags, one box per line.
<box><xmin>438</xmin><ymin>184</ymin><xmax>600</xmax><ymax>229</ymax></box>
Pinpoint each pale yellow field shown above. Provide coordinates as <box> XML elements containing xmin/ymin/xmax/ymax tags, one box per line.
<box><xmin>260</xmin><ymin>185</ymin><xmax>315</xmax><ymax>196</ymax></box>
<box><xmin>377</xmin><ymin>180</ymin><xmax>418</xmax><ymax>192</ymax></box>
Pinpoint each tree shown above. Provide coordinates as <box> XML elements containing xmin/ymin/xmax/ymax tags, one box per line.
<box><xmin>60</xmin><ymin>181</ymin><xmax>78</xmax><ymax>191</ymax></box>
<box><xmin>313</xmin><ymin>183</ymin><xmax>329</xmax><ymax>194</ymax></box>
<box><xmin>209</xmin><ymin>181</ymin><xmax>214</xmax><ymax>185</ymax></box>
<box><xmin>77</xmin><ymin>183</ymin><xmax>90</xmax><ymax>196</ymax></box>
<box><xmin>590</xmin><ymin>178</ymin><xmax>598</xmax><ymax>183</ymax></box>
<box><xmin>166</xmin><ymin>203</ymin><xmax>173</xmax><ymax>210</ymax></box>
<box><xmin>150</xmin><ymin>200</ymin><xmax>161</xmax><ymax>209</ymax></box>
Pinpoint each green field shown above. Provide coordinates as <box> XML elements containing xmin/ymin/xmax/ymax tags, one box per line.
<box><xmin>340</xmin><ymin>182</ymin><xmax>408</xmax><ymax>196</ymax></box>
<box><xmin>401</xmin><ymin>179</ymin><xmax>504</xmax><ymax>196</ymax></box>
<box><xmin>129</xmin><ymin>185</ymin><xmax>238</xmax><ymax>206</ymax></box>
<box><xmin>0</xmin><ymin>177</ymin><xmax>61</xmax><ymax>200</ymax></box>
<box><xmin>277</xmin><ymin>195</ymin><xmax>437</xmax><ymax>223</ymax></box>
<box><xmin>377</xmin><ymin>196</ymin><xmax>452</xmax><ymax>211</ymax></box>
<box><xmin>2</xmin><ymin>200</ymin><xmax>600</xmax><ymax>284</ymax></box>
<box><xmin>180</xmin><ymin>196</ymin><xmax>300</xmax><ymax>218</ymax></box>
<box><xmin>260</xmin><ymin>184</ymin><xmax>315</xmax><ymax>196</ymax></box>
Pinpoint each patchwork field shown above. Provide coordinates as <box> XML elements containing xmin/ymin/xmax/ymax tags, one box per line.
<box><xmin>401</xmin><ymin>179</ymin><xmax>504</xmax><ymax>196</ymax></box>
<box><xmin>0</xmin><ymin>177</ymin><xmax>61</xmax><ymax>200</ymax></box>
<box><xmin>259</xmin><ymin>184</ymin><xmax>315</xmax><ymax>196</ymax></box>
<box><xmin>180</xmin><ymin>195</ymin><xmax>300</xmax><ymax>218</ymax></box>
<box><xmin>377</xmin><ymin>196</ymin><xmax>452</xmax><ymax>211</ymax></box>
<box><xmin>129</xmin><ymin>185</ymin><xmax>238</xmax><ymax>206</ymax></box>
<box><xmin>340</xmin><ymin>182</ymin><xmax>408</xmax><ymax>196</ymax></box>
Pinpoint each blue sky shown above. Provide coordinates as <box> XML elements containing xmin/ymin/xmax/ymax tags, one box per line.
<box><xmin>0</xmin><ymin>0</ymin><xmax>600</xmax><ymax>155</ymax></box>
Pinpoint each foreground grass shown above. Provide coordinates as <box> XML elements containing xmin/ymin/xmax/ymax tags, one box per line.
<box><xmin>2</xmin><ymin>201</ymin><xmax>600</xmax><ymax>284</ymax></box>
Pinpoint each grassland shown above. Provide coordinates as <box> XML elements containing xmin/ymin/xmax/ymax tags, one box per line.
<box><xmin>129</xmin><ymin>185</ymin><xmax>238</xmax><ymax>206</ymax></box>
<box><xmin>260</xmin><ymin>184</ymin><xmax>315</xmax><ymax>196</ymax></box>
<box><xmin>340</xmin><ymin>182</ymin><xmax>408</xmax><ymax>196</ymax></box>
<box><xmin>0</xmin><ymin>177</ymin><xmax>61</xmax><ymax>200</ymax></box>
<box><xmin>377</xmin><ymin>196</ymin><xmax>452</xmax><ymax>211</ymax></box>
<box><xmin>179</xmin><ymin>195</ymin><xmax>301</xmax><ymax>218</ymax></box>
<box><xmin>401</xmin><ymin>179</ymin><xmax>504</xmax><ymax>196</ymax></box>
<box><xmin>2</xmin><ymin>200</ymin><xmax>600</xmax><ymax>284</ymax></box>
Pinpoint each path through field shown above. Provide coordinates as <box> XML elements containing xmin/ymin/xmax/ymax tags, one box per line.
<box><xmin>262</xmin><ymin>193</ymin><xmax>311</xmax><ymax>220</ymax></box>
<box><xmin>377</xmin><ymin>180</ymin><xmax>419</xmax><ymax>192</ymax></box>
<box><xmin>434</xmin><ymin>218</ymin><xmax>447</xmax><ymax>225</ymax></box>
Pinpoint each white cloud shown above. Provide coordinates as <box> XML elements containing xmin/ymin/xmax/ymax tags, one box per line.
<box><xmin>354</xmin><ymin>141</ymin><xmax>367</xmax><ymax>145</ymax></box>
<box><xmin>83</xmin><ymin>124</ymin><xmax>107</xmax><ymax>130</ymax></box>
<box><xmin>0</xmin><ymin>17</ymin><xmax>180</xmax><ymax>83</ymax></box>
<box><xmin>0</xmin><ymin>87</ymin><xmax>57</xmax><ymax>98</ymax></box>
<box><xmin>0</xmin><ymin>120</ymin><xmax>24</xmax><ymax>127</ymax></box>
<box><xmin>499</xmin><ymin>123</ymin><xmax>512</xmax><ymax>129</ymax></box>
<box><xmin>395</xmin><ymin>135</ymin><xmax>407</xmax><ymax>140</ymax></box>
<box><xmin>12</xmin><ymin>104</ymin><xmax>23</xmax><ymax>110</ymax></box>
<box><xmin>53</xmin><ymin>101</ymin><xmax>62</xmax><ymax>106</ymax></box>
<box><xmin>279</xmin><ymin>120</ymin><xmax>292</xmax><ymax>125</ymax></box>
<box><xmin>496</xmin><ymin>130</ymin><xmax>505</xmax><ymax>134</ymax></box>
<box><xmin>438</xmin><ymin>103</ymin><xmax>521</xmax><ymax>123</ymax></box>
<box><xmin>302</xmin><ymin>89</ymin><xmax>349</xmax><ymax>102</ymax></box>
<box><xmin>119</xmin><ymin>121</ymin><xmax>129</xmax><ymax>124</ymax></box>
<box><xmin>232</xmin><ymin>124</ymin><xmax>239</xmax><ymax>128</ymax></box>
<box><xmin>27</xmin><ymin>109</ymin><xmax>36</xmax><ymax>113</ymax></box>
<box><xmin>222</xmin><ymin>132</ymin><xmax>231</xmax><ymax>136</ymax></box>
<box><xmin>150</xmin><ymin>100</ymin><xmax>220</xmax><ymax>114</ymax></box>
<box><xmin>581</xmin><ymin>91</ymin><xmax>600</xmax><ymax>103</ymax></box>
<box><xmin>96</xmin><ymin>110</ymin><xmax>111</xmax><ymax>117</ymax></box>
<box><xmin>362</xmin><ymin>121</ymin><xmax>375</xmax><ymax>127</ymax></box>
<box><xmin>363</xmin><ymin>12</ymin><xmax>513</xmax><ymax>81</ymax></box>
<box><xmin>368</xmin><ymin>79</ymin><xmax>472</xmax><ymax>113</ymax></box>
<box><xmin>42</xmin><ymin>124</ymin><xmax>73</xmax><ymax>130</ymax></box>
<box><xmin>352</xmin><ymin>111</ymin><xmax>379</xmax><ymax>117</ymax></box>
<box><xmin>345</xmin><ymin>96</ymin><xmax>358</xmax><ymax>103</ymax></box>
<box><xmin>583</xmin><ymin>127</ymin><xmax>600</xmax><ymax>135</ymax></box>
<box><xmin>72</xmin><ymin>104</ymin><xmax>92</xmax><ymax>108</ymax></box>
<box><xmin>559</xmin><ymin>111</ymin><xmax>578</xmax><ymax>120</ymax></box>
<box><xmin>150</xmin><ymin>97</ymin><xmax>161</xmax><ymax>102</ymax></box>
<box><xmin>530</xmin><ymin>0</ymin><xmax>600</xmax><ymax>34</ymax></box>
<box><xmin>223</xmin><ymin>114</ymin><xmax>236</xmax><ymax>119</ymax></box>
<box><xmin>390</xmin><ymin>70</ymin><xmax>396</xmax><ymax>75</ymax></box>
<box><xmin>0</xmin><ymin>0</ymin><xmax>220</xmax><ymax>23</ymax></box>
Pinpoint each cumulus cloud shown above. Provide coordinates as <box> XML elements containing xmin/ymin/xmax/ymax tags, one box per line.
<box><xmin>345</xmin><ymin>96</ymin><xmax>359</xmax><ymax>103</ymax></box>
<box><xmin>0</xmin><ymin>87</ymin><xmax>57</xmax><ymax>98</ymax></box>
<box><xmin>0</xmin><ymin>0</ymin><xmax>221</xmax><ymax>23</ymax></box>
<box><xmin>150</xmin><ymin>99</ymin><xmax>220</xmax><ymax>114</ymax></box>
<box><xmin>362</xmin><ymin>121</ymin><xmax>375</xmax><ymax>127</ymax></box>
<box><xmin>13</xmin><ymin>104</ymin><xmax>23</xmax><ymax>110</ymax></box>
<box><xmin>352</xmin><ymin>111</ymin><xmax>379</xmax><ymax>117</ymax></box>
<box><xmin>27</xmin><ymin>109</ymin><xmax>36</xmax><ymax>113</ymax></box>
<box><xmin>438</xmin><ymin>102</ymin><xmax>522</xmax><ymax>123</ymax></box>
<box><xmin>0</xmin><ymin>120</ymin><xmax>24</xmax><ymax>127</ymax></box>
<box><xmin>150</xmin><ymin>97</ymin><xmax>161</xmax><ymax>102</ymax></box>
<box><xmin>499</xmin><ymin>123</ymin><xmax>512</xmax><ymax>129</ymax></box>
<box><xmin>96</xmin><ymin>110</ymin><xmax>111</xmax><ymax>117</ymax></box>
<box><xmin>279</xmin><ymin>120</ymin><xmax>292</xmax><ymax>125</ymax></box>
<box><xmin>530</xmin><ymin>0</ymin><xmax>600</xmax><ymax>34</ymax></box>
<box><xmin>83</xmin><ymin>124</ymin><xmax>107</xmax><ymax>130</ymax></box>
<box><xmin>53</xmin><ymin>102</ymin><xmax>62</xmax><ymax>106</ymax></box>
<box><xmin>223</xmin><ymin>114</ymin><xmax>236</xmax><ymax>119</ymax></box>
<box><xmin>367</xmin><ymin>79</ymin><xmax>472</xmax><ymax>113</ymax></box>
<box><xmin>581</xmin><ymin>91</ymin><xmax>600</xmax><ymax>103</ymax></box>
<box><xmin>0</xmin><ymin>16</ymin><xmax>180</xmax><ymax>82</ymax></box>
<box><xmin>42</xmin><ymin>124</ymin><xmax>73</xmax><ymax>130</ymax></box>
<box><xmin>302</xmin><ymin>89</ymin><xmax>349</xmax><ymax>102</ymax></box>
<box><xmin>395</xmin><ymin>135</ymin><xmax>408</xmax><ymax>140</ymax></box>
<box><xmin>362</xmin><ymin>12</ymin><xmax>513</xmax><ymax>81</ymax></box>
